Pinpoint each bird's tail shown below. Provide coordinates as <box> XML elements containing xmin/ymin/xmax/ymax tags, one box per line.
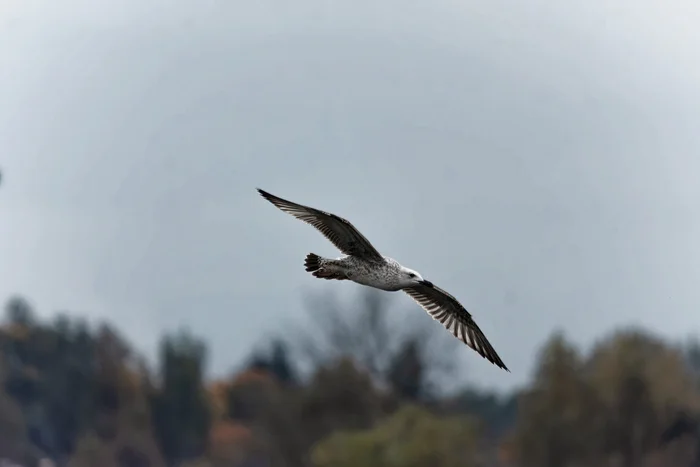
<box><xmin>304</xmin><ymin>253</ymin><xmax>323</xmax><ymax>272</ymax></box>
<box><xmin>304</xmin><ymin>253</ymin><xmax>346</xmax><ymax>281</ymax></box>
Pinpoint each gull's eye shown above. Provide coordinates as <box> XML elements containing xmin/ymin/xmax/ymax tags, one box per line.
<box><xmin>408</xmin><ymin>273</ymin><xmax>416</xmax><ymax>278</ymax></box>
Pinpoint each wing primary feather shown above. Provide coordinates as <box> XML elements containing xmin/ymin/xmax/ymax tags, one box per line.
<box><xmin>403</xmin><ymin>284</ymin><xmax>509</xmax><ymax>372</ymax></box>
<box><xmin>257</xmin><ymin>188</ymin><xmax>383</xmax><ymax>260</ymax></box>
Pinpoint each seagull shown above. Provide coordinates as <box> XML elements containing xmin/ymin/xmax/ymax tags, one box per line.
<box><xmin>257</xmin><ymin>188</ymin><xmax>508</xmax><ymax>372</ymax></box>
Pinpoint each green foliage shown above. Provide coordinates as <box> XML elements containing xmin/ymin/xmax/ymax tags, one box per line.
<box><xmin>312</xmin><ymin>405</ymin><xmax>480</xmax><ymax>467</ymax></box>
<box><xmin>442</xmin><ymin>388</ymin><xmax>517</xmax><ymax>437</ymax></box>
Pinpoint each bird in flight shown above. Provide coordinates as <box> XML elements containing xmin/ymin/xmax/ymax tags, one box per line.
<box><xmin>257</xmin><ymin>188</ymin><xmax>508</xmax><ymax>371</ymax></box>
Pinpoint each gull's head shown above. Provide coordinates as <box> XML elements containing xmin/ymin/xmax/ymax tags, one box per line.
<box><xmin>400</xmin><ymin>267</ymin><xmax>433</xmax><ymax>288</ymax></box>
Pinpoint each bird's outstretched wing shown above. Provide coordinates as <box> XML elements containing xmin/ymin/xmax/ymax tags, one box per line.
<box><xmin>403</xmin><ymin>283</ymin><xmax>509</xmax><ymax>371</ymax></box>
<box><xmin>257</xmin><ymin>188</ymin><xmax>384</xmax><ymax>261</ymax></box>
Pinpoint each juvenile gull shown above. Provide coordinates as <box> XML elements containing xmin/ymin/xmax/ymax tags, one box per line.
<box><xmin>257</xmin><ymin>188</ymin><xmax>509</xmax><ymax>372</ymax></box>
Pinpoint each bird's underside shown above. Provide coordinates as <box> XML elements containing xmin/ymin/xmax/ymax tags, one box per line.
<box><xmin>304</xmin><ymin>253</ymin><xmax>407</xmax><ymax>291</ymax></box>
<box><xmin>304</xmin><ymin>253</ymin><xmax>348</xmax><ymax>281</ymax></box>
<box><xmin>257</xmin><ymin>188</ymin><xmax>509</xmax><ymax>372</ymax></box>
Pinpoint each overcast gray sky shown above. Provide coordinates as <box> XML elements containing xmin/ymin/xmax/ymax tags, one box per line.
<box><xmin>1</xmin><ymin>0</ymin><xmax>699</xmax><ymax>391</ymax></box>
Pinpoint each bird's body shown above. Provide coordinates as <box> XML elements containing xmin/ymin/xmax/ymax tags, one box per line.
<box><xmin>306</xmin><ymin>253</ymin><xmax>408</xmax><ymax>291</ymax></box>
<box><xmin>257</xmin><ymin>188</ymin><xmax>509</xmax><ymax>372</ymax></box>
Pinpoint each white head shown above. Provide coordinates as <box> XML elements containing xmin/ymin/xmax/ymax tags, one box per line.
<box><xmin>399</xmin><ymin>266</ymin><xmax>433</xmax><ymax>288</ymax></box>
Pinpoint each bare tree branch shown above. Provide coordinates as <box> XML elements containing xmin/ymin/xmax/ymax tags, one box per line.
<box><xmin>290</xmin><ymin>287</ymin><xmax>459</xmax><ymax>393</ymax></box>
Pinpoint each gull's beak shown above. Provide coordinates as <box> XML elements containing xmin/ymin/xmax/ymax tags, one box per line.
<box><xmin>420</xmin><ymin>280</ymin><xmax>434</xmax><ymax>288</ymax></box>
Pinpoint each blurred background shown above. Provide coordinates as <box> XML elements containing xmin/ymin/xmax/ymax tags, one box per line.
<box><xmin>1</xmin><ymin>0</ymin><xmax>700</xmax><ymax>466</ymax></box>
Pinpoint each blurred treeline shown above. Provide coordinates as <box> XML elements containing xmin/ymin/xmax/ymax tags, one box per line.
<box><xmin>0</xmin><ymin>290</ymin><xmax>699</xmax><ymax>467</ymax></box>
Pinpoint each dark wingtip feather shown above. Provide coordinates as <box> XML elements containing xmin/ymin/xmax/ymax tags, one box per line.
<box><xmin>257</xmin><ymin>188</ymin><xmax>278</xmax><ymax>204</ymax></box>
<box><xmin>492</xmin><ymin>348</ymin><xmax>509</xmax><ymax>372</ymax></box>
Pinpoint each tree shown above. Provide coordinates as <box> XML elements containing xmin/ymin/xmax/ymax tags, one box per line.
<box><xmin>246</xmin><ymin>339</ymin><xmax>298</xmax><ymax>386</ymax></box>
<box><xmin>68</xmin><ymin>433</ymin><xmax>112</xmax><ymax>467</ymax></box>
<box><xmin>294</xmin><ymin>288</ymin><xmax>456</xmax><ymax>397</ymax></box>
<box><xmin>440</xmin><ymin>387</ymin><xmax>518</xmax><ymax>438</ymax></box>
<box><xmin>39</xmin><ymin>317</ymin><xmax>96</xmax><ymax>459</ymax></box>
<box><xmin>224</xmin><ymin>366</ymin><xmax>304</xmax><ymax>467</ymax></box>
<box><xmin>660</xmin><ymin>411</ymin><xmax>700</xmax><ymax>467</ymax></box>
<box><xmin>68</xmin><ymin>324</ymin><xmax>165</xmax><ymax>467</ymax></box>
<box><xmin>684</xmin><ymin>337</ymin><xmax>700</xmax><ymax>389</ymax></box>
<box><xmin>512</xmin><ymin>331</ymin><xmax>599</xmax><ymax>467</ymax></box>
<box><xmin>1</xmin><ymin>299</ymin><xmax>98</xmax><ymax>461</ymax></box>
<box><xmin>226</xmin><ymin>369</ymin><xmax>278</xmax><ymax>424</ymax></box>
<box><xmin>588</xmin><ymin>329</ymin><xmax>700</xmax><ymax>467</ymax></box>
<box><xmin>513</xmin><ymin>328</ymin><xmax>700</xmax><ymax>467</ymax></box>
<box><xmin>206</xmin><ymin>421</ymin><xmax>258</xmax><ymax>467</ymax></box>
<box><xmin>386</xmin><ymin>338</ymin><xmax>425</xmax><ymax>402</ymax></box>
<box><xmin>311</xmin><ymin>405</ymin><xmax>480</xmax><ymax>467</ymax></box>
<box><xmin>0</xmin><ymin>356</ymin><xmax>37</xmax><ymax>465</ymax></box>
<box><xmin>300</xmin><ymin>357</ymin><xmax>385</xmax><ymax>441</ymax></box>
<box><xmin>69</xmin><ymin>428</ymin><xmax>165</xmax><ymax>467</ymax></box>
<box><xmin>4</xmin><ymin>296</ymin><xmax>36</xmax><ymax>328</ymax></box>
<box><xmin>150</xmin><ymin>330</ymin><xmax>211</xmax><ymax>466</ymax></box>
